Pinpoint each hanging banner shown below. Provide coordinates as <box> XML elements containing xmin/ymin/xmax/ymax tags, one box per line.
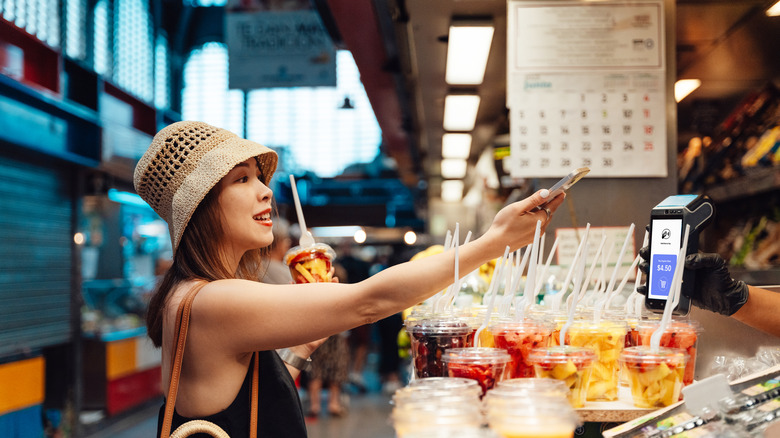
<box><xmin>506</xmin><ymin>0</ymin><xmax>668</xmax><ymax>178</ymax></box>
<box><xmin>225</xmin><ymin>8</ymin><xmax>337</xmax><ymax>89</ymax></box>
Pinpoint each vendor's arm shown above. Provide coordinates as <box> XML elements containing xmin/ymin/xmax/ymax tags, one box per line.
<box><xmin>731</xmin><ymin>285</ymin><xmax>780</xmax><ymax>338</ymax></box>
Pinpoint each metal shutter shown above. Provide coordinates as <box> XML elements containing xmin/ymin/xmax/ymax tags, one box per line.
<box><xmin>0</xmin><ymin>156</ymin><xmax>73</xmax><ymax>358</ymax></box>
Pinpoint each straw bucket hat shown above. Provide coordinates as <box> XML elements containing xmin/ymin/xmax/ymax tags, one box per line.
<box><xmin>133</xmin><ymin>121</ymin><xmax>278</xmax><ymax>253</ymax></box>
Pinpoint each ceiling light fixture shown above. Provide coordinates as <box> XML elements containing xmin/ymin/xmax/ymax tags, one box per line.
<box><xmin>443</xmin><ymin>94</ymin><xmax>480</xmax><ymax>131</ymax></box>
<box><xmin>442</xmin><ymin>133</ymin><xmax>472</xmax><ymax>159</ymax></box>
<box><xmin>767</xmin><ymin>1</ymin><xmax>780</xmax><ymax>16</ymax></box>
<box><xmin>445</xmin><ymin>22</ymin><xmax>495</xmax><ymax>85</ymax></box>
<box><xmin>674</xmin><ymin>79</ymin><xmax>701</xmax><ymax>102</ymax></box>
<box><xmin>441</xmin><ymin>180</ymin><xmax>464</xmax><ymax>202</ymax></box>
<box><xmin>441</xmin><ymin>158</ymin><xmax>467</xmax><ymax>179</ymax></box>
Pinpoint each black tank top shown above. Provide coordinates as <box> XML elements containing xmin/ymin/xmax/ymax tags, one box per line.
<box><xmin>157</xmin><ymin>350</ymin><xmax>307</xmax><ymax>437</ymax></box>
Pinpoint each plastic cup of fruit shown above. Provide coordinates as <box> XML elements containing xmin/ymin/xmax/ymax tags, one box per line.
<box><xmin>441</xmin><ymin>347</ymin><xmax>512</xmax><ymax>396</ymax></box>
<box><xmin>619</xmin><ymin>346</ymin><xmax>688</xmax><ymax>408</ymax></box>
<box><xmin>528</xmin><ymin>346</ymin><xmax>597</xmax><ymax>408</ymax></box>
<box><xmin>491</xmin><ymin>320</ymin><xmax>554</xmax><ymax>378</ymax></box>
<box><xmin>565</xmin><ymin>320</ymin><xmax>628</xmax><ymax>401</ymax></box>
<box><xmin>392</xmin><ymin>380</ymin><xmax>482</xmax><ymax>406</ymax></box>
<box><xmin>391</xmin><ymin>398</ymin><xmax>483</xmax><ymax>438</ymax></box>
<box><xmin>406</xmin><ymin>318</ymin><xmax>475</xmax><ymax>378</ymax></box>
<box><xmin>485</xmin><ymin>396</ymin><xmax>580</xmax><ymax>438</ymax></box>
<box><xmin>636</xmin><ymin>319</ymin><xmax>700</xmax><ymax>387</ymax></box>
<box><xmin>283</xmin><ymin>243</ymin><xmax>336</xmax><ymax>284</ymax></box>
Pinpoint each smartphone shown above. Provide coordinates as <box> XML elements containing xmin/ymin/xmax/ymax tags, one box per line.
<box><xmin>535</xmin><ymin>167</ymin><xmax>590</xmax><ymax>210</ymax></box>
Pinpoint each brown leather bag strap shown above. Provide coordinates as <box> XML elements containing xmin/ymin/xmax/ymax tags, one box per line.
<box><xmin>160</xmin><ymin>282</ymin><xmax>261</xmax><ymax>438</ymax></box>
<box><xmin>161</xmin><ymin>282</ymin><xmax>206</xmax><ymax>438</ymax></box>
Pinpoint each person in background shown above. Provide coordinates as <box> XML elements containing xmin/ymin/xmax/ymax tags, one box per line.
<box><xmin>261</xmin><ymin>217</ymin><xmax>293</xmax><ymax>285</ymax></box>
<box><xmin>372</xmin><ymin>251</ymin><xmax>404</xmax><ymax>393</ymax></box>
<box><xmin>136</xmin><ymin>121</ymin><xmax>564</xmax><ymax>437</ymax></box>
<box><xmin>335</xmin><ymin>241</ymin><xmax>372</xmax><ymax>392</ymax></box>
<box><xmin>638</xmin><ymin>249</ymin><xmax>780</xmax><ymax>338</ymax></box>
<box><xmin>305</xmin><ymin>263</ymin><xmax>350</xmax><ymax>418</ymax></box>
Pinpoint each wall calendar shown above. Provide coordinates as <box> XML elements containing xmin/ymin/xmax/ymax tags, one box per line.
<box><xmin>507</xmin><ymin>1</ymin><xmax>669</xmax><ymax>178</ymax></box>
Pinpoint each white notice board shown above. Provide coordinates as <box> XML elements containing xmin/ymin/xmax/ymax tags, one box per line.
<box><xmin>507</xmin><ymin>1</ymin><xmax>668</xmax><ymax>178</ymax></box>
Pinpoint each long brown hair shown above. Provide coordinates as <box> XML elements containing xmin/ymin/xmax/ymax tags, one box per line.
<box><xmin>146</xmin><ymin>185</ymin><xmax>269</xmax><ymax>347</ymax></box>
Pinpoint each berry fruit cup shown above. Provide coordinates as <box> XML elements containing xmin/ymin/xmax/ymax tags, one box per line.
<box><xmin>283</xmin><ymin>243</ymin><xmax>336</xmax><ymax>284</ymax></box>
<box><xmin>491</xmin><ymin>320</ymin><xmax>553</xmax><ymax>378</ymax></box>
<box><xmin>441</xmin><ymin>347</ymin><xmax>512</xmax><ymax>396</ymax></box>
<box><xmin>619</xmin><ymin>346</ymin><xmax>688</xmax><ymax>408</ymax></box>
<box><xmin>406</xmin><ymin>318</ymin><xmax>475</xmax><ymax>378</ymax></box>
<box><xmin>528</xmin><ymin>346</ymin><xmax>597</xmax><ymax>408</ymax></box>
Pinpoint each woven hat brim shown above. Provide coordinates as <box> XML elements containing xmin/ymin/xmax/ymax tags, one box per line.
<box><xmin>170</xmin><ymin>137</ymin><xmax>277</xmax><ymax>252</ymax></box>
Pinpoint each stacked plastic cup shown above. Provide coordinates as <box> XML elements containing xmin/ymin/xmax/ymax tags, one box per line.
<box><xmin>619</xmin><ymin>346</ymin><xmax>688</xmax><ymax>408</ymax></box>
<box><xmin>528</xmin><ymin>346</ymin><xmax>597</xmax><ymax>408</ymax></box>
<box><xmin>491</xmin><ymin>319</ymin><xmax>554</xmax><ymax>378</ymax></box>
<box><xmin>406</xmin><ymin>317</ymin><xmax>475</xmax><ymax>378</ymax></box>
<box><xmin>565</xmin><ymin>320</ymin><xmax>628</xmax><ymax>401</ymax></box>
<box><xmin>441</xmin><ymin>347</ymin><xmax>512</xmax><ymax>396</ymax></box>
<box><xmin>636</xmin><ymin>319</ymin><xmax>701</xmax><ymax>387</ymax></box>
<box><xmin>391</xmin><ymin>379</ymin><xmax>484</xmax><ymax>437</ymax></box>
<box><xmin>283</xmin><ymin>243</ymin><xmax>337</xmax><ymax>284</ymax></box>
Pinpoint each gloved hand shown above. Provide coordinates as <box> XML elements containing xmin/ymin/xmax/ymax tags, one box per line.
<box><xmin>637</xmin><ymin>246</ymin><xmax>749</xmax><ymax>316</ymax></box>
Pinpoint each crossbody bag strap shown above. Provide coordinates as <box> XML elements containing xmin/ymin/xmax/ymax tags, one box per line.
<box><xmin>160</xmin><ymin>282</ymin><xmax>207</xmax><ymax>438</ymax></box>
<box><xmin>250</xmin><ymin>351</ymin><xmax>259</xmax><ymax>438</ymax></box>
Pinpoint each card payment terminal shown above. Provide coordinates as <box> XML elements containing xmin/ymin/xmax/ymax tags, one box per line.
<box><xmin>645</xmin><ymin>194</ymin><xmax>715</xmax><ymax>316</ymax></box>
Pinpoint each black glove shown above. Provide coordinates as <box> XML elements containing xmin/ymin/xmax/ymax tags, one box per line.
<box><xmin>636</xmin><ymin>247</ymin><xmax>749</xmax><ymax>316</ymax></box>
<box><xmin>684</xmin><ymin>253</ymin><xmax>748</xmax><ymax>316</ymax></box>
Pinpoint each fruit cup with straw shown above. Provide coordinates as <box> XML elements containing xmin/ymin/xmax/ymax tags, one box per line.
<box><xmin>285</xmin><ymin>176</ymin><xmax>337</xmax><ymax>283</ymax></box>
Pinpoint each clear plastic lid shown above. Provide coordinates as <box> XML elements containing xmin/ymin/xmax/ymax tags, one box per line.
<box><xmin>283</xmin><ymin>243</ymin><xmax>336</xmax><ymax>266</ymax></box>
<box><xmin>636</xmin><ymin>318</ymin><xmax>703</xmax><ymax>334</ymax></box>
<box><xmin>406</xmin><ymin>317</ymin><xmax>474</xmax><ymax>335</ymax></box>
<box><xmin>490</xmin><ymin>319</ymin><xmax>555</xmax><ymax>335</ymax></box>
<box><xmin>527</xmin><ymin>345</ymin><xmax>597</xmax><ymax>365</ymax></box>
<box><xmin>407</xmin><ymin>376</ymin><xmax>480</xmax><ymax>390</ymax></box>
<box><xmin>441</xmin><ymin>348</ymin><xmax>512</xmax><ymax>365</ymax></box>
<box><xmin>496</xmin><ymin>377</ymin><xmax>570</xmax><ymax>395</ymax></box>
<box><xmin>619</xmin><ymin>346</ymin><xmax>688</xmax><ymax>366</ymax></box>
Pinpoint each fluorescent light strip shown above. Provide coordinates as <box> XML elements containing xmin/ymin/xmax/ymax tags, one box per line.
<box><xmin>442</xmin><ymin>133</ymin><xmax>471</xmax><ymax>159</ymax></box>
<box><xmin>441</xmin><ymin>158</ymin><xmax>467</xmax><ymax>179</ymax></box>
<box><xmin>443</xmin><ymin>95</ymin><xmax>480</xmax><ymax>131</ymax></box>
<box><xmin>441</xmin><ymin>180</ymin><xmax>464</xmax><ymax>202</ymax></box>
<box><xmin>767</xmin><ymin>1</ymin><xmax>780</xmax><ymax>16</ymax></box>
<box><xmin>675</xmin><ymin>79</ymin><xmax>701</xmax><ymax>102</ymax></box>
<box><xmin>445</xmin><ymin>24</ymin><xmax>495</xmax><ymax>85</ymax></box>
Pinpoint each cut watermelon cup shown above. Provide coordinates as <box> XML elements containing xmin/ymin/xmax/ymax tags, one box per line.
<box><xmin>528</xmin><ymin>345</ymin><xmax>597</xmax><ymax>409</ymax></box>
<box><xmin>619</xmin><ymin>346</ymin><xmax>688</xmax><ymax>408</ymax></box>
<box><xmin>441</xmin><ymin>347</ymin><xmax>512</xmax><ymax>396</ymax></box>
<box><xmin>491</xmin><ymin>320</ymin><xmax>554</xmax><ymax>379</ymax></box>
<box><xmin>636</xmin><ymin>319</ymin><xmax>700</xmax><ymax>388</ymax></box>
<box><xmin>283</xmin><ymin>243</ymin><xmax>336</xmax><ymax>284</ymax></box>
<box><xmin>406</xmin><ymin>318</ymin><xmax>475</xmax><ymax>378</ymax></box>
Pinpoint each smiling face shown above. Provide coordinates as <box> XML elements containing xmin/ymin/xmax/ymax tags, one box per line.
<box><xmin>216</xmin><ymin>158</ymin><xmax>275</xmax><ymax>257</ymax></box>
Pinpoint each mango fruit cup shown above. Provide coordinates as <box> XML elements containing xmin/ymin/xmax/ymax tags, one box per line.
<box><xmin>565</xmin><ymin>321</ymin><xmax>627</xmax><ymax>401</ymax></box>
<box><xmin>283</xmin><ymin>243</ymin><xmax>336</xmax><ymax>284</ymax></box>
<box><xmin>406</xmin><ymin>318</ymin><xmax>474</xmax><ymax>378</ymax></box>
<box><xmin>620</xmin><ymin>346</ymin><xmax>688</xmax><ymax>408</ymax></box>
<box><xmin>528</xmin><ymin>346</ymin><xmax>596</xmax><ymax>408</ymax></box>
<box><xmin>636</xmin><ymin>320</ymin><xmax>700</xmax><ymax>387</ymax></box>
<box><xmin>442</xmin><ymin>347</ymin><xmax>511</xmax><ymax>396</ymax></box>
<box><xmin>492</xmin><ymin>320</ymin><xmax>553</xmax><ymax>378</ymax></box>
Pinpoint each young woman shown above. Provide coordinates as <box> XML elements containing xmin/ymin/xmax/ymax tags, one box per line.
<box><xmin>135</xmin><ymin>121</ymin><xmax>565</xmax><ymax>437</ymax></box>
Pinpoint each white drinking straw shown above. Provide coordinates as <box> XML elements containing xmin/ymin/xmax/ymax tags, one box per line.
<box><xmin>560</xmin><ymin>243</ymin><xmax>587</xmax><ymax>346</ymax></box>
<box><xmin>533</xmin><ymin>235</ymin><xmax>561</xmax><ymax>300</ymax></box>
<box><xmin>551</xmin><ymin>223</ymin><xmax>591</xmax><ymax>311</ymax></box>
<box><xmin>475</xmin><ymin>246</ymin><xmax>511</xmax><ymax>347</ymax></box>
<box><xmin>289</xmin><ymin>175</ymin><xmax>315</xmax><ymax>247</ymax></box>
<box><xmin>520</xmin><ymin>220</ymin><xmax>543</xmax><ymax>314</ymax></box>
<box><xmin>502</xmin><ymin>246</ymin><xmax>530</xmax><ymax>317</ymax></box>
<box><xmin>594</xmin><ymin>224</ymin><xmax>635</xmax><ymax>319</ymax></box>
<box><xmin>650</xmin><ymin>224</ymin><xmax>691</xmax><ymax>352</ymax></box>
<box><xmin>566</xmin><ymin>233</ymin><xmax>607</xmax><ymax>313</ymax></box>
